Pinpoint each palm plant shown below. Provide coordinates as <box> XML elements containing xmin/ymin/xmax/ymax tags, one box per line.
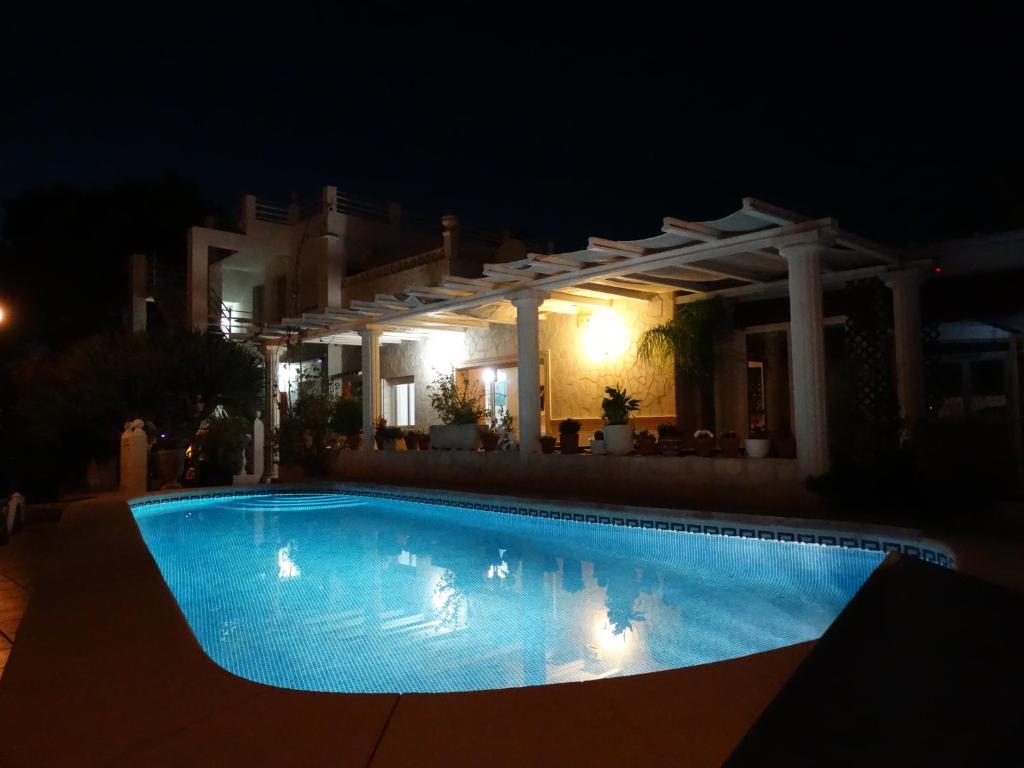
<box><xmin>637</xmin><ymin>297</ymin><xmax>728</xmax><ymax>431</ymax></box>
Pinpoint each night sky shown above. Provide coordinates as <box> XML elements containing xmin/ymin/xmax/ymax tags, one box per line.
<box><xmin>2</xmin><ymin>5</ymin><xmax>1021</xmax><ymax>258</ymax></box>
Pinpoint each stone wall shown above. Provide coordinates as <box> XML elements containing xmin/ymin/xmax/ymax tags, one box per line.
<box><xmin>322</xmin><ymin>450</ymin><xmax>816</xmax><ymax>515</ymax></box>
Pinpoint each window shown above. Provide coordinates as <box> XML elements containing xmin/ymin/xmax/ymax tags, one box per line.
<box><xmin>384</xmin><ymin>377</ymin><xmax>415</xmax><ymax>427</ymax></box>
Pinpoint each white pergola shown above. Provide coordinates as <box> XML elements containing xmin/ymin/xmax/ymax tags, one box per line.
<box><xmin>259</xmin><ymin>198</ymin><xmax>928</xmax><ymax>478</ymax></box>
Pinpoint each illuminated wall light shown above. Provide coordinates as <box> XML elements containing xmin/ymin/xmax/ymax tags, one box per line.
<box><xmin>580</xmin><ymin>308</ymin><xmax>629</xmax><ymax>363</ymax></box>
<box><xmin>424</xmin><ymin>331</ymin><xmax>467</xmax><ymax>371</ymax></box>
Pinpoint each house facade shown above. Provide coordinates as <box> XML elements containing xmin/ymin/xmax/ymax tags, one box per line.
<box><xmin>144</xmin><ymin>187</ymin><xmax>1024</xmax><ymax>492</ymax></box>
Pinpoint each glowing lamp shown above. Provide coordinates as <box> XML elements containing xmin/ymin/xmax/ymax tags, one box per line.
<box><xmin>581</xmin><ymin>308</ymin><xmax>628</xmax><ymax>363</ymax></box>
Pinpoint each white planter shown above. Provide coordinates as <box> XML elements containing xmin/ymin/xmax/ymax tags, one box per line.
<box><xmin>745</xmin><ymin>438</ymin><xmax>771</xmax><ymax>458</ymax></box>
<box><xmin>590</xmin><ymin>438</ymin><xmax>607</xmax><ymax>455</ymax></box>
<box><xmin>603</xmin><ymin>424</ymin><xmax>634</xmax><ymax>456</ymax></box>
<box><xmin>429</xmin><ymin>424</ymin><xmax>484</xmax><ymax>451</ymax></box>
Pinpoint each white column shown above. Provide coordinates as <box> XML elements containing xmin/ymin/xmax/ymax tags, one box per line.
<box><xmin>360</xmin><ymin>327</ymin><xmax>382</xmax><ymax>453</ymax></box>
<box><xmin>885</xmin><ymin>270</ymin><xmax>926</xmax><ymax>429</ymax></box>
<box><xmin>783</xmin><ymin>242</ymin><xmax>830</xmax><ymax>477</ymax></box>
<box><xmin>262</xmin><ymin>345</ymin><xmax>281</xmax><ymax>481</ymax></box>
<box><xmin>512</xmin><ymin>291</ymin><xmax>546</xmax><ymax>454</ymax></box>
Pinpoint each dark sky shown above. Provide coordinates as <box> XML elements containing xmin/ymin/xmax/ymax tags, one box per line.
<box><xmin>3</xmin><ymin>3</ymin><xmax>1022</xmax><ymax>248</ymax></box>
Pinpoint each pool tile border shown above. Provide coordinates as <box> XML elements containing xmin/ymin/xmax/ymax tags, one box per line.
<box><xmin>130</xmin><ymin>485</ymin><xmax>956</xmax><ymax>569</ymax></box>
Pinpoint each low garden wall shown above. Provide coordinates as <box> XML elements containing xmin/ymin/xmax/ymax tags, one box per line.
<box><xmin>312</xmin><ymin>451</ymin><xmax>818</xmax><ymax>515</ymax></box>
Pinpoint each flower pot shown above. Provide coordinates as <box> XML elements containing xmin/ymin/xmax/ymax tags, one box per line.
<box><xmin>636</xmin><ymin>437</ymin><xmax>658</xmax><ymax>456</ymax></box>
<box><xmin>658</xmin><ymin>436</ymin><xmax>682</xmax><ymax>455</ymax></box>
<box><xmin>153</xmin><ymin>448</ymin><xmax>186</xmax><ymax>488</ymax></box>
<box><xmin>347</xmin><ymin>433</ymin><xmax>363</xmax><ymax>451</ymax></box>
<box><xmin>429</xmin><ymin>424</ymin><xmax>484</xmax><ymax>451</ymax></box>
<box><xmin>603</xmin><ymin>424</ymin><xmax>634</xmax><ymax>455</ymax></box>
<box><xmin>539</xmin><ymin>435</ymin><xmax>557</xmax><ymax>454</ymax></box>
<box><xmin>695</xmin><ymin>436</ymin><xmax>714</xmax><ymax>457</ymax></box>
<box><xmin>745</xmin><ymin>438</ymin><xmax>771</xmax><ymax>458</ymax></box>
<box><xmin>560</xmin><ymin>433</ymin><xmax>580</xmax><ymax>454</ymax></box>
<box><xmin>590</xmin><ymin>438</ymin><xmax>607</xmax><ymax>455</ymax></box>
<box><xmin>404</xmin><ymin>433</ymin><xmax>419</xmax><ymax>450</ymax></box>
<box><xmin>417</xmin><ymin>434</ymin><xmax>432</xmax><ymax>450</ymax></box>
<box><xmin>383</xmin><ymin>438</ymin><xmax>397</xmax><ymax>451</ymax></box>
<box><xmin>374</xmin><ymin>436</ymin><xmax>384</xmax><ymax>450</ymax></box>
<box><xmin>481</xmin><ymin>431</ymin><xmax>500</xmax><ymax>452</ymax></box>
<box><xmin>719</xmin><ymin>436</ymin><xmax>740</xmax><ymax>458</ymax></box>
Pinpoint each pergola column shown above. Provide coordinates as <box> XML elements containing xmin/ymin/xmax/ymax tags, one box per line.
<box><xmin>783</xmin><ymin>242</ymin><xmax>830</xmax><ymax>478</ymax></box>
<box><xmin>511</xmin><ymin>290</ymin><xmax>547</xmax><ymax>454</ymax></box>
<box><xmin>885</xmin><ymin>270</ymin><xmax>926</xmax><ymax>429</ymax></box>
<box><xmin>261</xmin><ymin>344</ymin><xmax>281</xmax><ymax>481</ymax></box>
<box><xmin>360</xmin><ymin>327</ymin><xmax>382</xmax><ymax>453</ymax></box>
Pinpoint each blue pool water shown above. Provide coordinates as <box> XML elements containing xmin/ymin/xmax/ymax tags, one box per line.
<box><xmin>132</xmin><ymin>492</ymin><xmax>883</xmax><ymax>693</ymax></box>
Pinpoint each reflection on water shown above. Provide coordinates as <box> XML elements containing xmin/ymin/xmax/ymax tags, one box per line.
<box><xmin>277</xmin><ymin>542</ymin><xmax>301</xmax><ymax>580</ymax></box>
<box><xmin>134</xmin><ymin>493</ymin><xmax>883</xmax><ymax>693</ymax></box>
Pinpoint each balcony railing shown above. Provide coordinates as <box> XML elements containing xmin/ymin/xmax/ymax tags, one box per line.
<box><xmin>254</xmin><ymin>202</ymin><xmax>289</xmax><ymax>224</ymax></box>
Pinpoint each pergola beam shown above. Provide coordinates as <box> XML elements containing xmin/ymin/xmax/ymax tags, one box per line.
<box><xmin>675</xmin><ymin>263</ymin><xmax>891</xmax><ymax>304</ymax></box>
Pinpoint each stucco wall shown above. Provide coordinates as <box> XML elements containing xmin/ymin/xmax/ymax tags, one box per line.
<box><xmin>378</xmin><ymin>295</ymin><xmax>676</xmax><ymax>430</ymax></box>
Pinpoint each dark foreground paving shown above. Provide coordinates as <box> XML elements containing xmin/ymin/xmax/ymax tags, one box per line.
<box><xmin>727</xmin><ymin>555</ymin><xmax>1024</xmax><ymax>766</ymax></box>
<box><xmin>0</xmin><ymin>494</ymin><xmax>811</xmax><ymax>767</ymax></box>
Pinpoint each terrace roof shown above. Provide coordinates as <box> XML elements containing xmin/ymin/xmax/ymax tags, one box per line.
<box><xmin>259</xmin><ymin>198</ymin><xmax>905</xmax><ymax>345</ymax></box>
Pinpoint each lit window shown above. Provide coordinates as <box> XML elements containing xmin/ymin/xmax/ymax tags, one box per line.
<box><xmin>383</xmin><ymin>377</ymin><xmax>415</xmax><ymax>427</ymax></box>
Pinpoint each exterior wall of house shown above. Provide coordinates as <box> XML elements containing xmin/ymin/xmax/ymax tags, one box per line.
<box><xmin>377</xmin><ymin>295</ymin><xmax>677</xmax><ymax>432</ymax></box>
<box><xmin>343</xmin><ymin>254</ymin><xmax>450</xmax><ymax>305</ymax></box>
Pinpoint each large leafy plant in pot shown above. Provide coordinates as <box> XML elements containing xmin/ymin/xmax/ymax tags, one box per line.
<box><xmin>329</xmin><ymin>396</ymin><xmax>363</xmax><ymax>450</ymax></box>
<box><xmin>195</xmin><ymin>415</ymin><xmax>251</xmax><ymax>485</ymax></box>
<box><xmin>601</xmin><ymin>385</ymin><xmax>640</xmax><ymax>455</ymax></box>
<box><xmin>427</xmin><ymin>370</ymin><xmax>486</xmax><ymax>450</ymax></box>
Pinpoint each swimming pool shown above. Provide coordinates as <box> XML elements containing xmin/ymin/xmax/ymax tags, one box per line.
<box><xmin>132</xmin><ymin>490</ymin><xmax>884</xmax><ymax>694</ymax></box>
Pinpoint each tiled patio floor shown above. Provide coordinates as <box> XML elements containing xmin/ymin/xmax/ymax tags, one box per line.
<box><xmin>0</xmin><ymin>519</ymin><xmax>60</xmax><ymax>678</ymax></box>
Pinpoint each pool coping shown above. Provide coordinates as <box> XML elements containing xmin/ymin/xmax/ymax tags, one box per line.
<box><xmin>0</xmin><ymin>485</ymin><xmax>954</xmax><ymax>766</ymax></box>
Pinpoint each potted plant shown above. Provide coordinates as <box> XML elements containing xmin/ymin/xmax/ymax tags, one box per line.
<box><xmin>746</xmin><ymin>426</ymin><xmax>771</xmax><ymax>458</ymax></box>
<box><xmin>404</xmin><ymin>430</ymin><xmax>421</xmax><ymax>450</ymax></box>
<box><xmin>495</xmin><ymin>410</ymin><xmax>516</xmax><ymax>451</ymax></box>
<box><xmin>481</xmin><ymin>425</ymin><xmax>501</xmax><ymax>452</ymax></box>
<box><xmin>719</xmin><ymin>429</ymin><xmax>740</xmax><ymax>458</ymax></box>
<box><xmin>195</xmin><ymin>414</ymin><xmax>250</xmax><ymax>485</ymax></box>
<box><xmin>656</xmin><ymin>423</ymin><xmax>682</xmax><ymax>455</ymax></box>
<box><xmin>329</xmin><ymin>396</ymin><xmax>363</xmax><ymax>451</ymax></box>
<box><xmin>694</xmin><ymin>428</ymin><xmax>715</xmax><ymax>457</ymax></box>
<box><xmin>427</xmin><ymin>370</ymin><xmax>487</xmax><ymax>450</ymax></box>
<box><xmin>558</xmin><ymin>418</ymin><xmax>582</xmax><ymax>454</ymax></box>
<box><xmin>590</xmin><ymin>429</ymin><xmax>607</xmax><ymax>455</ymax></box>
<box><xmin>153</xmin><ymin>430</ymin><xmax>188</xmax><ymax>487</ymax></box>
<box><xmin>539</xmin><ymin>435</ymin><xmax>557</xmax><ymax>454</ymax></box>
<box><xmin>635</xmin><ymin>430</ymin><xmax>658</xmax><ymax>455</ymax></box>
<box><xmin>601</xmin><ymin>384</ymin><xmax>640</xmax><ymax>456</ymax></box>
<box><xmin>374</xmin><ymin>415</ymin><xmax>388</xmax><ymax>450</ymax></box>
<box><xmin>377</xmin><ymin>423</ymin><xmax>404</xmax><ymax>450</ymax></box>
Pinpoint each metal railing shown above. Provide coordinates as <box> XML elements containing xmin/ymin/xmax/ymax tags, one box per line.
<box><xmin>254</xmin><ymin>202</ymin><xmax>289</xmax><ymax>224</ymax></box>
<box><xmin>332</xmin><ymin>191</ymin><xmax>390</xmax><ymax>220</ymax></box>
<box><xmin>208</xmin><ymin>288</ymin><xmax>258</xmax><ymax>338</ymax></box>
